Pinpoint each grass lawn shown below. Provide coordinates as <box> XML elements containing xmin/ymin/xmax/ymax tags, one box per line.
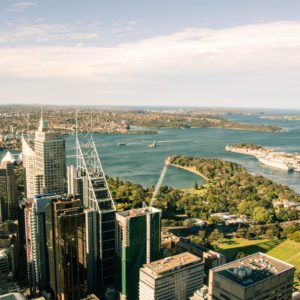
<box><xmin>216</xmin><ymin>237</ymin><xmax>284</xmax><ymax>261</ymax></box>
<box><xmin>268</xmin><ymin>239</ymin><xmax>300</xmax><ymax>271</ymax></box>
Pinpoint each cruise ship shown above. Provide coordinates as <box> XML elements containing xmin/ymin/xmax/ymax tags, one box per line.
<box><xmin>257</xmin><ymin>156</ymin><xmax>294</xmax><ymax>172</ymax></box>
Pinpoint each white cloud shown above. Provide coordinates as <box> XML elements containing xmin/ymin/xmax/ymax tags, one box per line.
<box><xmin>0</xmin><ymin>23</ymin><xmax>99</xmax><ymax>43</ymax></box>
<box><xmin>1</xmin><ymin>21</ymin><xmax>300</xmax><ymax>107</ymax></box>
<box><xmin>7</xmin><ymin>1</ymin><xmax>36</xmax><ymax>12</ymax></box>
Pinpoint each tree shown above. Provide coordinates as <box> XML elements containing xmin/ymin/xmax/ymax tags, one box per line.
<box><xmin>183</xmin><ymin>219</ymin><xmax>197</xmax><ymax>227</ymax></box>
<box><xmin>208</xmin><ymin>229</ymin><xmax>224</xmax><ymax>244</ymax></box>
<box><xmin>194</xmin><ymin>181</ymin><xmax>199</xmax><ymax>190</ymax></box>
<box><xmin>252</xmin><ymin>207</ymin><xmax>274</xmax><ymax>224</ymax></box>
<box><xmin>198</xmin><ymin>230</ymin><xmax>206</xmax><ymax>241</ymax></box>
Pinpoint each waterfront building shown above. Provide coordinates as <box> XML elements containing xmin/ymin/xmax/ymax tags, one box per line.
<box><xmin>116</xmin><ymin>207</ymin><xmax>161</xmax><ymax>300</ymax></box>
<box><xmin>139</xmin><ymin>252</ymin><xmax>204</xmax><ymax>300</ymax></box>
<box><xmin>45</xmin><ymin>196</ymin><xmax>88</xmax><ymax>300</ymax></box>
<box><xmin>208</xmin><ymin>252</ymin><xmax>295</xmax><ymax>300</ymax></box>
<box><xmin>0</xmin><ymin>162</ymin><xmax>18</xmax><ymax>222</ymax></box>
<box><xmin>34</xmin><ymin>117</ymin><xmax>66</xmax><ymax>195</ymax></box>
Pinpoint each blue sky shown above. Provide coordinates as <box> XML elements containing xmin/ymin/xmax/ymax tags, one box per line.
<box><xmin>1</xmin><ymin>0</ymin><xmax>300</xmax><ymax>108</ymax></box>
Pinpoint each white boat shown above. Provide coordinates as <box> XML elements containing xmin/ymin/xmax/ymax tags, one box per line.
<box><xmin>257</xmin><ymin>156</ymin><xmax>294</xmax><ymax>171</ymax></box>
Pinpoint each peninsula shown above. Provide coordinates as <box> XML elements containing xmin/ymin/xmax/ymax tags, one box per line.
<box><xmin>226</xmin><ymin>143</ymin><xmax>300</xmax><ymax>172</ymax></box>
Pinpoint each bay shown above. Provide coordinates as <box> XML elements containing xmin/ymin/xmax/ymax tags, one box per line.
<box><xmin>65</xmin><ymin>113</ymin><xmax>300</xmax><ymax>192</ymax></box>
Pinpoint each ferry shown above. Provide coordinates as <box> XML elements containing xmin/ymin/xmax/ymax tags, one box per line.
<box><xmin>257</xmin><ymin>156</ymin><xmax>294</xmax><ymax>172</ymax></box>
<box><xmin>148</xmin><ymin>140</ymin><xmax>157</xmax><ymax>148</ymax></box>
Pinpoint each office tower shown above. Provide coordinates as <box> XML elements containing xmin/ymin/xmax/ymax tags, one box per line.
<box><xmin>116</xmin><ymin>207</ymin><xmax>161</xmax><ymax>300</ymax></box>
<box><xmin>34</xmin><ymin>117</ymin><xmax>66</xmax><ymax>195</ymax></box>
<box><xmin>208</xmin><ymin>252</ymin><xmax>295</xmax><ymax>300</ymax></box>
<box><xmin>139</xmin><ymin>252</ymin><xmax>204</xmax><ymax>300</ymax></box>
<box><xmin>22</xmin><ymin>117</ymin><xmax>66</xmax><ymax>197</ymax></box>
<box><xmin>24</xmin><ymin>194</ymin><xmax>54</xmax><ymax>295</ymax></box>
<box><xmin>45</xmin><ymin>196</ymin><xmax>88</xmax><ymax>300</ymax></box>
<box><xmin>22</xmin><ymin>137</ymin><xmax>36</xmax><ymax>198</ymax></box>
<box><xmin>67</xmin><ymin>165</ymin><xmax>83</xmax><ymax>197</ymax></box>
<box><xmin>0</xmin><ymin>220</ymin><xmax>20</xmax><ymax>293</ymax></box>
<box><xmin>76</xmin><ymin>135</ymin><xmax>116</xmax><ymax>292</ymax></box>
<box><xmin>0</xmin><ymin>162</ymin><xmax>18</xmax><ymax>222</ymax></box>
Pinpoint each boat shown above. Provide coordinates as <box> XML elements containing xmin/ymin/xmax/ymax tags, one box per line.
<box><xmin>148</xmin><ymin>140</ymin><xmax>157</xmax><ymax>148</ymax></box>
<box><xmin>118</xmin><ymin>142</ymin><xmax>126</xmax><ymax>146</ymax></box>
<box><xmin>257</xmin><ymin>156</ymin><xmax>294</xmax><ymax>172</ymax></box>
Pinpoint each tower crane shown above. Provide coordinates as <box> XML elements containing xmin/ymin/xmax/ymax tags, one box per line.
<box><xmin>146</xmin><ymin>156</ymin><xmax>171</xmax><ymax>263</ymax></box>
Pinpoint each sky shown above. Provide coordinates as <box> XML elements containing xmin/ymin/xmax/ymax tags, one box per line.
<box><xmin>1</xmin><ymin>0</ymin><xmax>300</xmax><ymax>108</ymax></box>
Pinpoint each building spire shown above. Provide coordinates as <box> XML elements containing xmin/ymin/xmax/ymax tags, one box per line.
<box><xmin>38</xmin><ymin>105</ymin><xmax>48</xmax><ymax>132</ymax></box>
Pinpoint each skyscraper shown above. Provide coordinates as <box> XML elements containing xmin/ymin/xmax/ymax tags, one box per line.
<box><xmin>24</xmin><ymin>194</ymin><xmax>54</xmax><ymax>295</ymax></box>
<box><xmin>139</xmin><ymin>252</ymin><xmax>204</xmax><ymax>300</ymax></box>
<box><xmin>116</xmin><ymin>207</ymin><xmax>161</xmax><ymax>300</ymax></box>
<box><xmin>76</xmin><ymin>135</ymin><xmax>116</xmax><ymax>292</ymax></box>
<box><xmin>34</xmin><ymin>117</ymin><xmax>66</xmax><ymax>195</ymax></box>
<box><xmin>0</xmin><ymin>162</ymin><xmax>18</xmax><ymax>222</ymax></box>
<box><xmin>208</xmin><ymin>252</ymin><xmax>295</xmax><ymax>300</ymax></box>
<box><xmin>22</xmin><ymin>117</ymin><xmax>66</xmax><ymax>197</ymax></box>
<box><xmin>22</xmin><ymin>137</ymin><xmax>36</xmax><ymax>198</ymax></box>
<box><xmin>45</xmin><ymin>196</ymin><xmax>88</xmax><ymax>300</ymax></box>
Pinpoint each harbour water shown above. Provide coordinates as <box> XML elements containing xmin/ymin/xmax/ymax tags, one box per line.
<box><xmin>65</xmin><ymin>113</ymin><xmax>300</xmax><ymax>192</ymax></box>
<box><xmin>1</xmin><ymin>112</ymin><xmax>300</xmax><ymax>192</ymax></box>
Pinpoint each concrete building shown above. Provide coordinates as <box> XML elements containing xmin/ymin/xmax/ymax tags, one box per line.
<box><xmin>0</xmin><ymin>162</ymin><xmax>18</xmax><ymax>222</ymax></box>
<box><xmin>22</xmin><ymin>117</ymin><xmax>66</xmax><ymax>197</ymax></box>
<box><xmin>45</xmin><ymin>196</ymin><xmax>88</xmax><ymax>300</ymax></box>
<box><xmin>116</xmin><ymin>207</ymin><xmax>161</xmax><ymax>300</ymax></box>
<box><xmin>139</xmin><ymin>252</ymin><xmax>204</xmax><ymax>300</ymax></box>
<box><xmin>34</xmin><ymin>117</ymin><xmax>66</xmax><ymax>195</ymax></box>
<box><xmin>0</xmin><ymin>221</ymin><xmax>21</xmax><ymax>295</ymax></box>
<box><xmin>208</xmin><ymin>252</ymin><xmax>295</xmax><ymax>300</ymax></box>
<box><xmin>22</xmin><ymin>137</ymin><xmax>36</xmax><ymax>198</ymax></box>
<box><xmin>24</xmin><ymin>194</ymin><xmax>54</xmax><ymax>295</ymax></box>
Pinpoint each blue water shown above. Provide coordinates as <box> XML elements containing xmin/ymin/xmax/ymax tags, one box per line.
<box><xmin>64</xmin><ymin>114</ymin><xmax>300</xmax><ymax>192</ymax></box>
<box><xmin>2</xmin><ymin>113</ymin><xmax>300</xmax><ymax>192</ymax></box>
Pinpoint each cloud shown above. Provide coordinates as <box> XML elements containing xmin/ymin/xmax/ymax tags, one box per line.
<box><xmin>7</xmin><ymin>1</ymin><xmax>36</xmax><ymax>12</ymax></box>
<box><xmin>1</xmin><ymin>21</ymin><xmax>300</xmax><ymax>106</ymax></box>
<box><xmin>0</xmin><ymin>23</ymin><xmax>99</xmax><ymax>43</ymax></box>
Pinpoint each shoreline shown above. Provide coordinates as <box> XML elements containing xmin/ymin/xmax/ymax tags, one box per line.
<box><xmin>169</xmin><ymin>163</ymin><xmax>209</xmax><ymax>181</ymax></box>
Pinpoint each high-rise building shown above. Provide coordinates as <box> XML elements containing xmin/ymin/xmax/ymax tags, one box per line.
<box><xmin>0</xmin><ymin>220</ymin><xmax>20</xmax><ymax>293</ymax></box>
<box><xmin>208</xmin><ymin>252</ymin><xmax>295</xmax><ymax>300</ymax></box>
<box><xmin>25</xmin><ymin>194</ymin><xmax>89</xmax><ymax>298</ymax></box>
<box><xmin>45</xmin><ymin>196</ymin><xmax>88</xmax><ymax>300</ymax></box>
<box><xmin>22</xmin><ymin>137</ymin><xmax>36</xmax><ymax>198</ymax></box>
<box><xmin>139</xmin><ymin>252</ymin><xmax>204</xmax><ymax>300</ymax></box>
<box><xmin>24</xmin><ymin>194</ymin><xmax>54</xmax><ymax>295</ymax></box>
<box><xmin>67</xmin><ymin>165</ymin><xmax>83</xmax><ymax>198</ymax></box>
<box><xmin>22</xmin><ymin>117</ymin><xmax>66</xmax><ymax>197</ymax></box>
<box><xmin>34</xmin><ymin>118</ymin><xmax>66</xmax><ymax>195</ymax></box>
<box><xmin>76</xmin><ymin>135</ymin><xmax>116</xmax><ymax>292</ymax></box>
<box><xmin>116</xmin><ymin>207</ymin><xmax>161</xmax><ymax>300</ymax></box>
<box><xmin>0</xmin><ymin>162</ymin><xmax>18</xmax><ymax>222</ymax></box>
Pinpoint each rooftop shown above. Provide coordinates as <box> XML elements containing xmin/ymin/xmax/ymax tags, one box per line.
<box><xmin>212</xmin><ymin>252</ymin><xmax>294</xmax><ymax>288</ymax></box>
<box><xmin>142</xmin><ymin>252</ymin><xmax>202</xmax><ymax>276</ymax></box>
<box><xmin>117</xmin><ymin>206</ymin><xmax>161</xmax><ymax>218</ymax></box>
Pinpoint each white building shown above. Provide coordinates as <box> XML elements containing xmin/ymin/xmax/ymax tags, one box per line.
<box><xmin>22</xmin><ymin>137</ymin><xmax>36</xmax><ymax>198</ymax></box>
<box><xmin>34</xmin><ymin>117</ymin><xmax>66</xmax><ymax>195</ymax></box>
<box><xmin>139</xmin><ymin>252</ymin><xmax>204</xmax><ymax>300</ymax></box>
<box><xmin>22</xmin><ymin>117</ymin><xmax>66</xmax><ymax>197</ymax></box>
